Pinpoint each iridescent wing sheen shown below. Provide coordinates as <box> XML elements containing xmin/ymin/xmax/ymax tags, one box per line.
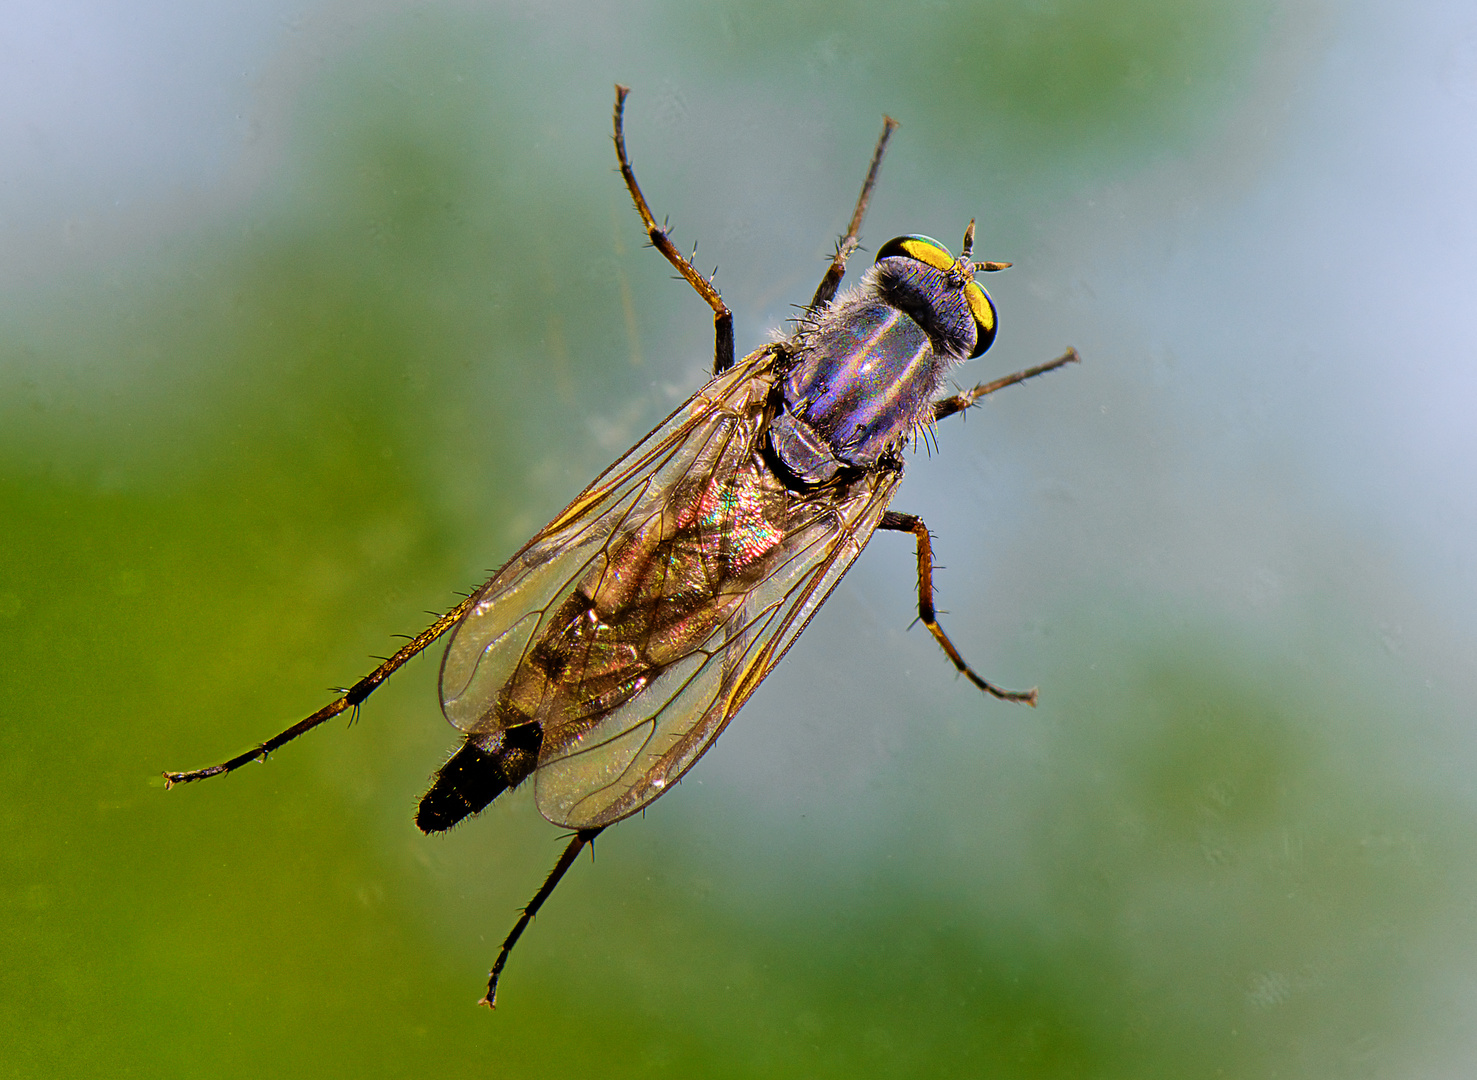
<box><xmin>437</xmin><ymin>347</ymin><xmax>781</xmax><ymax>736</ymax></box>
<box><xmin>532</xmin><ymin>464</ymin><xmax>897</xmax><ymax>829</ymax></box>
<box><xmin>437</xmin><ymin>344</ymin><xmax>900</xmax><ymax>830</ymax></box>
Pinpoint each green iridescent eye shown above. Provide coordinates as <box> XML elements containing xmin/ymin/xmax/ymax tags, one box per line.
<box><xmin>876</xmin><ymin>235</ymin><xmax>998</xmax><ymax>358</ymax></box>
<box><xmin>163</xmin><ymin>87</ymin><xmax>1079</xmax><ymax>1013</ymax></box>
<box><xmin>875</xmin><ymin>234</ymin><xmax>955</xmax><ymax>271</ymax></box>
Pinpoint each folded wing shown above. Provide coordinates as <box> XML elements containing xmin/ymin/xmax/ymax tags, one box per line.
<box><xmin>439</xmin><ymin>346</ymin><xmax>898</xmax><ymax>829</ymax></box>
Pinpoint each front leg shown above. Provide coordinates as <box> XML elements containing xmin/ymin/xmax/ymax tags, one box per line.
<box><xmin>807</xmin><ymin>116</ymin><xmax>899</xmax><ymax>313</ymax></box>
<box><xmin>878</xmin><ymin>511</ymin><xmax>1037</xmax><ymax>704</ymax></box>
<box><xmin>933</xmin><ymin>347</ymin><xmax>1080</xmax><ymax>422</ymax></box>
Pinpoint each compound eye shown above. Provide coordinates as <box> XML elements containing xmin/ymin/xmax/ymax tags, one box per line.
<box><xmin>964</xmin><ymin>282</ymin><xmax>997</xmax><ymax>358</ymax></box>
<box><xmin>874</xmin><ymin>235</ymin><xmax>955</xmax><ymax>271</ymax></box>
<box><xmin>877</xmin><ymin>235</ymin><xmax>997</xmax><ymax>357</ymax></box>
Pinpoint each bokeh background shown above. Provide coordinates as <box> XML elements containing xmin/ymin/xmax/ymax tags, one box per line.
<box><xmin>5</xmin><ymin>0</ymin><xmax>1477</xmax><ymax>1075</ymax></box>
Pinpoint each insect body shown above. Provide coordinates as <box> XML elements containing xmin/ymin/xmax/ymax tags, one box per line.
<box><xmin>164</xmin><ymin>85</ymin><xmax>1079</xmax><ymax>1008</ymax></box>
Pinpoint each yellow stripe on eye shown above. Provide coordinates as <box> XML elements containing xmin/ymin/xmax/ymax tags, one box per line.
<box><xmin>875</xmin><ymin>234</ymin><xmax>955</xmax><ymax>270</ymax></box>
<box><xmin>965</xmin><ymin>283</ymin><xmax>994</xmax><ymax>332</ymax></box>
<box><xmin>965</xmin><ymin>282</ymin><xmax>998</xmax><ymax>357</ymax></box>
<box><xmin>895</xmin><ymin>238</ymin><xmax>954</xmax><ymax>271</ymax></box>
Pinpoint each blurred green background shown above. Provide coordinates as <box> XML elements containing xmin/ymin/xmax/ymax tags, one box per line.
<box><xmin>5</xmin><ymin>0</ymin><xmax>1477</xmax><ymax>1075</ymax></box>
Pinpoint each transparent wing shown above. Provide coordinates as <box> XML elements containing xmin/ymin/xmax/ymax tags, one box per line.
<box><xmin>438</xmin><ymin>346</ymin><xmax>780</xmax><ymax>735</ymax></box>
<box><xmin>532</xmin><ymin>466</ymin><xmax>898</xmax><ymax>828</ymax></box>
<box><xmin>437</xmin><ymin>342</ymin><xmax>901</xmax><ymax>830</ymax></box>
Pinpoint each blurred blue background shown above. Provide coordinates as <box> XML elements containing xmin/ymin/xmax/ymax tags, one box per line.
<box><xmin>4</xmin><ymin>0</ymin><xmax>1477</xmax><ymax>1075</ymax></box>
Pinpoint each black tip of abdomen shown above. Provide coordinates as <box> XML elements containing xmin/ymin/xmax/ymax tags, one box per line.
<box><xmin>416</xmin><ymin>742</ymin><xmax>510</xmax><ymax>834</ymax></box>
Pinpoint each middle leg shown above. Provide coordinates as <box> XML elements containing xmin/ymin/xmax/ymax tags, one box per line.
<box><xmin>878</xmin><ymin>510</ymin><xmax>1037</xmax><ymax>705</ymax></box>
<box><xmin>613</xmin><ymin>85</ymin><xmax>734</xmax><ymax>374</ymax></box>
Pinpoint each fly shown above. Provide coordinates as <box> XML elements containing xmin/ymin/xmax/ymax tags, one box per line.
<box><xmin>163</xmin><ymin>85</ymin><xmax>1080</xmax><ymax>1008</ymax></box>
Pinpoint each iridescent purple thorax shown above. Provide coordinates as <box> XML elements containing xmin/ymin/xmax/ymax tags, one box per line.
<box><xmin>768</xmin><ymin>254</ymin><xmax>987</xmax><ymax>486</ymax></box>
